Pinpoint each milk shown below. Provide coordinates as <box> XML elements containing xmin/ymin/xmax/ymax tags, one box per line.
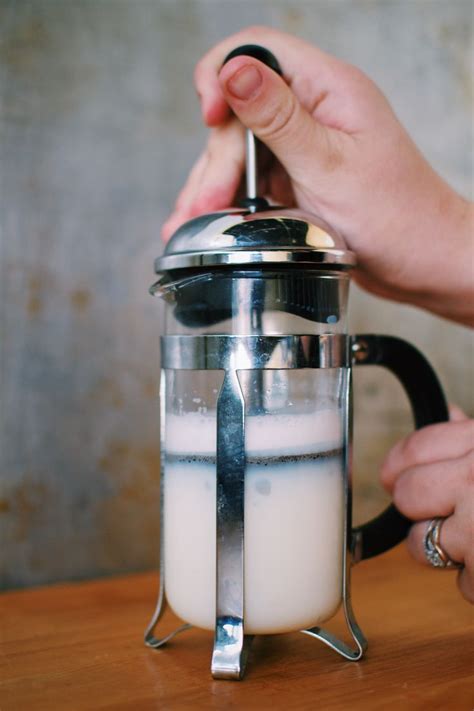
<box><xmin>164</xmin><ymin>410</ymin><xmax>345</xmax><ymax>634</ymax></box>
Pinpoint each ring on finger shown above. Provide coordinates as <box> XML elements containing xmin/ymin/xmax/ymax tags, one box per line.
<box><xmin>423</xmin><ymin>518</ymin><xmax>463</xmax><ymax>570</ymax></box>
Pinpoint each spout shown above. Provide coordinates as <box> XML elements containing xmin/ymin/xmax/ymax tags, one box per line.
<box><xmin>149</xmin><ymin>272</ymin><xmax>216</xmax><ymax>299</ymax></box>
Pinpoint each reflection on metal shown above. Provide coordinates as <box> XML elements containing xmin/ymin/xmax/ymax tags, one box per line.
<box><xmin>154</xmin><ymin>204</ymin><xmax>355</xmax><ymax>272</ymax></box>
<box><xmin>144</xmin><ymin>364</ymin><xmax>253</xmax><ymax>679</ymax></box>
<box><xmin>156</xmin><ymin>248</ymin><xmax>355</xmax><ymax>271</ymax></box>
<box><xmin>161</xmin><ymin>334</ymin><xmax>349</xmax><ymax>371</ymax></box>
<box><xmin>302</xmin><ymin>610</ymin><xmax>366</xmax><ymax>661</ymax></box>
<box><xmin>245</xmin><ymin>129</ymin><xmax>257</xmax><ymax>202</ymax></box>
<box><xmin>211</xmin><ymin>370</ymin><xmax>250</xmax><ymax>679</ymax></box>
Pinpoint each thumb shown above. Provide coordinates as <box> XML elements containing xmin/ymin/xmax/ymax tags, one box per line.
<box><xmin>218</xmin><ymin>56</ymin><xmax>341</xmax><ymax>183</ymax></box>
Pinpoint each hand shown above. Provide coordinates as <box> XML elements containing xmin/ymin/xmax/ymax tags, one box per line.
<box><xmin>381</xmin><ymin>406</ymin><xmax>474</xmax><ymax>603</ymax></box>
<box><xmin>162</xmin><ymin>26</ymin><xmax>473</xmax><ymax>327</ymax></box>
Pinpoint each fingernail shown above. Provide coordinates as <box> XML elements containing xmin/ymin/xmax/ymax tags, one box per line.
<box><xmin>225</xmin><ymin>64</ymin><xmax>262</xmax><ymax>101</ymax></box>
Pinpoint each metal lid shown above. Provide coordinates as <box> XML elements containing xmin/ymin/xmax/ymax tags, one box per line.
<box><xmin>155</xmin><ymin>205</ymin><xmax>356</xmax><ymax>272</ymax></box>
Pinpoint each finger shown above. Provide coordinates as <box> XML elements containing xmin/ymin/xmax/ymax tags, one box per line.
<box><xmin>161</xmin><ymin>151</ymin><xmax>208</xmax><ymax>240</ymax></box>
<box><xmin>174</xmin><ymin>153</ymin><xmax>208</xmax><ymax>212</ymax></box>
<box><xmin>392</xmin><ymin>452</ymin><xmax>473</xmax><ymax>520</ymax></box>
<box><xmin>185</xmin><ymin>119</ymin><xmax>245</xmax><ymax>217</ymax></box>
<box><xmin>409</xmin><ymin>517</ymin><xmax>474</xmax><ymax>603</ymax></box>
<box><xmin>381</xmin><ymin>419</ymin><xmax>474</xmax><ymax>492</ymax></box>
<box><xmin>407</xmin><ymin>516</ymin><xmax>466</xmax><ymax>567</ymax></box>
<box><xmin>194</xmin><ymin>27</ymin><xmax>339</xmax><ymax>126</ymax></box>
<box><xmin>267</xmin><ymin>159</ymin><xmax>296</xmax><ymax>206</ymax></box>
<box><xmin>216</xmin><ymin>56</ymin><xmax>345</xmax><ymax>190</ymax></box>
<box><xmin>161</xmin><ymin>119</ymin><xmax>245</xmax><ymax>241</ymax></box>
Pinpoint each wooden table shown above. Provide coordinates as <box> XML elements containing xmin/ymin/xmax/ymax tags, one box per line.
<box><xmin>1</xmin><ymin>546</ymin><xmax>472</xmax><ymax>710</ymax></box>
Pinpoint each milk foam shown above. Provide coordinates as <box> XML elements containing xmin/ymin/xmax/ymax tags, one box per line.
<box><xmin>165</xmin><ymin>410</ymin><xmax>342</xmax><ymax>455</ymax></box>
<box><xmin>164</xmin><ymin>410</ymin><xmax>344</xmax><ymax>634</ymax></box>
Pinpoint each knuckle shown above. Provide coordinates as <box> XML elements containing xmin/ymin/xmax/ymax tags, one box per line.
<box><xmin>338</xmin><ymin>61</ymin><xmax>379</xmax><ymax>100</ymax></box>
<box><xmin>258</xmin><ymin>93</ymin><xmax>298</xmax><ymax>141</ymax></box>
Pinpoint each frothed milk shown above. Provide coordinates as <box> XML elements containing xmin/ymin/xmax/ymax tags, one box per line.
<box><xmin>164</xmin><ymin>410</ymin><xmax>344</xmax><ymax>634</ymax></box>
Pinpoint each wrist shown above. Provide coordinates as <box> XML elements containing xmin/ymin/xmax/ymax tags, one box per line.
<box><xmin>410</xmin><ymin>191</ymin><xmax>473</xmax><ymax>326</ymax></box>
<box><xmin>354</xmin><ymin>187</ymin><xmax>473</xmax><ymax>327</ymax></box>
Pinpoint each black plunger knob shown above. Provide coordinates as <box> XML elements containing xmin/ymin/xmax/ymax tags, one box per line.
<box><xmin>223</xmin><ymin>45</ymin><xmax>283</xmax><ymax>75</ymax></box>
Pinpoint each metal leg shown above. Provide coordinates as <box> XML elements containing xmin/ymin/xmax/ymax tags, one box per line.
<box><xmin>211</xmin><ymin>369</ymin><xmax>251</xmax><ymax>680</ymax></box>
<box><xmin>144</xmin><ymin>576</ymin><xmax>192</xmax><ymax>649</ymax></box>
<box><xmin>144</xmin><ymin>369</ymin><xmax>191</xmax><ymax>650</ymax></box>
<box><xmin>211</xmin><ymin>622</ymin><xmax>255</xmax><ymax>680</ymax></box>
<box><xmin>301</xmin><ymin>579</ymin><xmax>367</xmax><ymax>661</ymax></box>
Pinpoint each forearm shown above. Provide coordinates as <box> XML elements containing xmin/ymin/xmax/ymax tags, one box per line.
<box><xmin>353</xmin><ymin>161</ymin><xmax>473</xmax><ymax>327</ymax></box>
<box><xmin>404</xmin><ymin>191</ymin><xmax>473</xmax><ymax>327</ymax></box>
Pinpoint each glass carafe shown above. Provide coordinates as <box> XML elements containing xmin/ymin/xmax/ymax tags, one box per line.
<box><xmin>161</xmin><ymin>270</ymin><xmax>349</xmax><ymax>635</ymax></box>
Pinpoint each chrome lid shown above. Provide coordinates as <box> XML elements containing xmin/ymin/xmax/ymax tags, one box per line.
<box><xmin>155</xmin><ymin>205</ymin><xmax>356</xmax><ymax>272</ymax></box>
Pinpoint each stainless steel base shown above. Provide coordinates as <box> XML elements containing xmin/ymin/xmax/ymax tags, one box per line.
<box><xmin>144</xmin><ymin>589</ymin><xmax>367</xmax><ymax>677</ymax></box>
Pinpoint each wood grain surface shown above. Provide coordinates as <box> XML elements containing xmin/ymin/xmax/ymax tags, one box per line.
<box><xmin>1</xmin><ymin>546</ymin><xmax>472</xmax><ymax>710</ymax></box>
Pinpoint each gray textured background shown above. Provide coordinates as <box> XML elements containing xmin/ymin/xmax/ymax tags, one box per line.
<box><xmin>1</xmin><ymin>0</ymin><xmax>472</xmax><ymax>589</ymax></box>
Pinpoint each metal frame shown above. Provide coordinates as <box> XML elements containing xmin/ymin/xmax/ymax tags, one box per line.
<box><xmin>144</xmin><ymin>369</ymin><xmax>191</xmax><ymax>649</ymax></box>
<box><xmin>301</xmin><ymin>368</ymin><xmax>367</xmax><ymax>660</ymax></box>
<box><xmin>144</xmin><ymin>334</ymin><xmax>367</xmax><ymax>679</ymax></box>
<box><xmin>160</xmin><ymin>334</ymin><xmax>349</xmax><ymax>371</ymax></box>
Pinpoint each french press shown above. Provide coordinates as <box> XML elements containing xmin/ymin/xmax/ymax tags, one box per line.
<box><xmin>145</xmin><ymin>46</ymin><xmax>448</xmax><ymax>680</ymax></box>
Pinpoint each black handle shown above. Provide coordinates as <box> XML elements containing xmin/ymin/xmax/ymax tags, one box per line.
<box><xmin>223</xmin><ymin>45</ymin><xmax>282</xmax><ymax>75</ymax></box>
<box><xmin>351</xmin><ymin>334</ymin><xmax>449</xmax><ymax>561</ymax></box>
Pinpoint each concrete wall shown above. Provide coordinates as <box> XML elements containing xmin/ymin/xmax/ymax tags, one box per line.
<box><xmin>1</xmin><ymin>0</ymin><xmax>472</xmax><ymax>588</ymax></box>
